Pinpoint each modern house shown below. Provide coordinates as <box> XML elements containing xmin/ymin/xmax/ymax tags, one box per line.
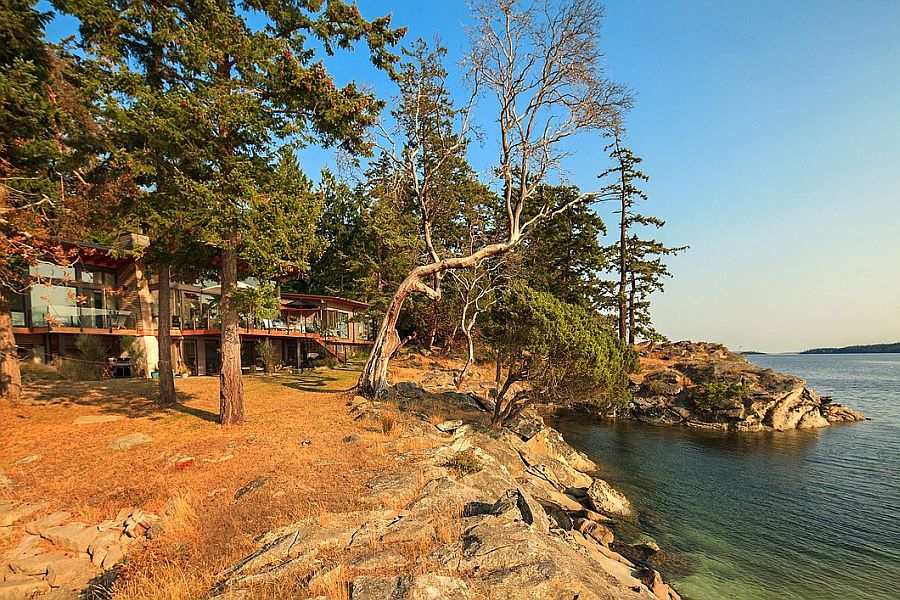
<box><xmin>10</xmin><ymin>234</ymin><xmax>375</xmax><ymax>377</ymax></box>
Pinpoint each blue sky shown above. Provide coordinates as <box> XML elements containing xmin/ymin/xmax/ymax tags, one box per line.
<box><xmin>44</xmin><ymin>1</ymin><xmax>900</xmax><ymax>352</ymax></box>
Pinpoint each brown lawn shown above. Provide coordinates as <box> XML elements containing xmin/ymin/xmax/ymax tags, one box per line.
<box><xmin>1</xmin><ymin>365</ymin><xmax>418</xmax><ymax>598</ymax></box>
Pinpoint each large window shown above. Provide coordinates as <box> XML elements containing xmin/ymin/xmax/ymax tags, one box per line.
<box><xmin>30</xmin><ymin>284</ymin><xmax>79</xmax><ymax>326</ymax></box>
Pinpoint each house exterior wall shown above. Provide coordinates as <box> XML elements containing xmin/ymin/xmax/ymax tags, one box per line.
<box><xmin>12</xmin><ymin>245</ymin><xmax>374</xmax><ymax>378</ymax></box>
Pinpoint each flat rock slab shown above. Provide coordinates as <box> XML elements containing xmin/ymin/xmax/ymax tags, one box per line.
<box><xmin>0</xmin><ymin>501</ymin><xmax>51</xmax><ymax>527</ymax></box>
<box><xmin>46</xmin><ymin>556</ymin><xmax>94</xmax><ymax>587</ymax></box>
<box><xmin>25</xmin><ymin>511</ymin><xmax>71</xmax><ymax>536</ymax></box>
<box><xmin>41</xmin><ymin>523</ymin><xmax>100</xmax><ymax>553</ymax></box>
<box><xmin>107</xmin><ymin>433</ymin><xmax>152</xmax><ymax>450</ymax></box>
<box><xmin>0</xmin><ymin>576</ymin><xmax>51</xmax><ymax>599</ymax></box>
<box><xmin>9</xmin><ymin>551</ymin><xmax>71</xmax><ymax>576</ymax></box>
<box><xmin>73</xmin><ymin>415</ymin><xmax>122</xmax><ymax>425</ymax></box>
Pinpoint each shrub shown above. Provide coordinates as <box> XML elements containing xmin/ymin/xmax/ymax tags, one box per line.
<box><xmin>60</xmin><ymin>334</ymin><xmax>108</xmax><ymax>380</ymax></box>
<box><xmin>445</xmin><ymin>450</ymin><xmax>482</xmax><ymax>476</ymax></box>
<box><xmin>695</xmin><ymin>381</ymin><xmax>752</xmax><ymax>410</ymax></box>
<box><xmin>481</xmin><ymin>283</ymin><xmax>635</xmax><ymax>426</ymax></box>
<box><xmin>256</xmin><ymin>340</ymin><xmax>279</xmax><ymax>373</ymax></box>
<box><xmin>121</xmin><ymin>335</ymin><xmax>147</xmax><ymax>376</ymax></box>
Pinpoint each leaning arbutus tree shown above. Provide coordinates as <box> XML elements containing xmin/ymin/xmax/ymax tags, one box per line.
<box><xmin>358</xmin><ymin>0</ymin><xmax>632</xmax><ymax>397</ymax></box>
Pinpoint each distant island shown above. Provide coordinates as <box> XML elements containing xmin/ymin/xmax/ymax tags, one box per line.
<box><xmin>740</xmin><ymin>350</ymin><xmax>767</xmax><ymax>355</ymax></box>
<box><xmin>801</xmin><ymin>342</ymin><xmax>900</xmax><ymax>354</ymax></box>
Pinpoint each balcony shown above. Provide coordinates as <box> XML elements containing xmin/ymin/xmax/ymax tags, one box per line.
<box><xmin>15</xmin><ymin>307</ymin><xmax>136</xmax><ymax>332</ymax></box>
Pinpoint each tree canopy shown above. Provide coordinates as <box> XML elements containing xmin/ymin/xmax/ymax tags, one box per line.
<box><xmin>483</xmin><ymin>283</ymin><xmax>637</xmax><ymax>425</ymax></box>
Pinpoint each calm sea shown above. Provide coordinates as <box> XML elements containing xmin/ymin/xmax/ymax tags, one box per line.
<box><xmin>551</xmin><ymin>354</ymin><xmax>900</xmax><ymax>600</ymax></box>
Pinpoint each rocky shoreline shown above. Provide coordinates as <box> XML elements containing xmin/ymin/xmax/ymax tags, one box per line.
<box><xmin>210</xmin><ymin>388</ymin><xmax>682</xmax><ymax>600</ymax></box>
<box><xmin>607</xmin><ymin>342</ymin><xmax>866</xmax><ymax>432</ymax></box>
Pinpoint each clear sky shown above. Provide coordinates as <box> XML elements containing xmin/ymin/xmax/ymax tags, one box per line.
<box><xmin>44</xmin><ymin>1</ymin><xmax>900</xmax><ymax>352</ymax></box>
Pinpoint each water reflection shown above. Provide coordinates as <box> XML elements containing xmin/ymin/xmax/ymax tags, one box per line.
<box><xmin>547</xmin><ymin>355</ymin><xmax>900</xmax><ymax>600</ymax></box>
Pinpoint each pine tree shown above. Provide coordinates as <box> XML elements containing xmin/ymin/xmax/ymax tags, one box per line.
<box><xmin>0</xmin><ymin>0</ymin><xmax>101</xmax><ymax>400</ymax></box>
<box><xmin>519</xmin><ymin>185</ymin><xmax>608</xmax><ymax>309</ymax></box>
<box><xmin>599</xmin><ymin>131</ymin><xmax>686</xmax><ymax>343</ymax></box>
<box><xmin>59</xmin><ymin>0</ymin><xmax>404</xmax><ymax>423</ymax></box>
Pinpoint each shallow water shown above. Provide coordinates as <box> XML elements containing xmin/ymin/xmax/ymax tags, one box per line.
<box><xmin>551</xmin><ymin>354</ymin><xmax>900</xmax><ymax>600</ymax></box>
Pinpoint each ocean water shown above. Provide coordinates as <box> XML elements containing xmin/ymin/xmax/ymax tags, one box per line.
<box><xmin>551</xmin><ymin>354</ymin><xmax>900</xmax><ymax>600</ymax></box>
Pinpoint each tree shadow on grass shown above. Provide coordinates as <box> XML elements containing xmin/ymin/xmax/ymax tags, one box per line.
<box><xmin>275</xmin><ymin>372</ymin><xmax>357</xmax><ymax>394</ymax></box>
<box><xmin>19</xmin><ymin>378</ymin><xmax>219</xmax><ymax>422</ymax></box>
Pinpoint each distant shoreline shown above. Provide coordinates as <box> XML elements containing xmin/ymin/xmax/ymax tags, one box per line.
<box><xmin>800</xmin><ymin>342</ymin><xmax>900</xmax><ymax>354</ymax></box>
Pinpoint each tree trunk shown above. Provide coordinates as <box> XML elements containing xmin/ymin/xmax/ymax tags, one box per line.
<box><xmin>0</xmin><ymin>292</ymin><xmax>22</xmax><ymax>401</ymax></box>
<box><xmin>628</xmin><ymin>271</ymin><xmax>636</xmax><ymax>345</ymax></box>
<box><xmin>219</xmin><ymin>241</ymin><xmax>245</xmax><ymax>425</ymax></box>
<box><xmin>455</xmin><ymin>302</ymin><xmax>476</xmax><ymax>389</ymax></box>
<box><xmin>358</xmin><ymin>238</ymin><xmax>516</xmax><ymax>398</ymax></box>
<box><xmin>357</xmin><ymin>280</ymin><xmax>412</xmax><ymax>397</ymax></box>
<box><xmin>157</xmin><ymin>263</ymin><xmax>176</xmax><ymax>405</ymax></box>
<box><xmin>618</xmin><ymin>189</ymin><xmax>628</xmax><ymax>342</ymax></box>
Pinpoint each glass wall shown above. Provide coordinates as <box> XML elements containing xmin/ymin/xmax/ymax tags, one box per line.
<box><xmin>27</xmin><ymin>262</ymin><xmax>127</xmax><ymax>328</ymax></box>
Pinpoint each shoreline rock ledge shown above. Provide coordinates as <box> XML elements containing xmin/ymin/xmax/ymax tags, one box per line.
<box><xmin>612</xmin><ymin>341</ymin><xmax>866</xmax><ymax>431</ymax></box>
<box><xmin>211</xmin><ymin>396</ymin><xmax>681</xmax><ymax>600</ymax></box>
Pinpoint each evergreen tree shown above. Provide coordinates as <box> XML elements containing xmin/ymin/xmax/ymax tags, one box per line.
<box><xmin>0</xmin><ymin>0</ymin><xmax>101</xmax><ymax>400</ymax></box>
<box><xmin>59</xmin><ymin>0</ymin><xmax>404</xmax><ymax>423</ymax></box>
<box><xmin>599</xmin><ymin>131</ymin><xmax>685</xmax><ymax>343</ymax></box>
<box><xmin>519</xmin><ymin>185</ymin><xmax>608</xmax><ymax>309</ymax></box>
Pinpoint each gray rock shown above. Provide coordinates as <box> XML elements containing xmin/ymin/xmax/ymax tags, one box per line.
<box><xmin>107</xmin><ymin>432</ymin><xmax>152</xmax><ymax>450</ymax></box>
<box><xmin>0</xmin><ymin>501</ymin><xmax>50</xmax><ymax>527</ymax></box>
<box><xmin>9</xmin><ymin>551</ymin><xmax>70</xmax><ymax>576</ymax></box>
<box><xmin>73</xmin><ymin>415</ymin><xmax>122</xmax><ymax>425</ymax></box>
<box><xmin>14</xmin><ymin>455</ymin><xmax>39</xmax><ymax>465</ymax></box>
<box><xmin>351</xmin><ymin>574</ymin><xmax>470</xmax><ymax>600</ymax></box>
<box><xmin>0</xmin><ymin>575</ymin><xmax>51</xmax><ymax>599</ymax></box>
<box><xmin>46</xmin><ymin>556</ymin><xmax>94</xmax><ymax>587</ymax></box>
<box><xmin>585</xmin><ymin>479</ymin><xmax>634</xmax><ymax>517</ymax></box>
<box><xmin>41</xmin><ymin>523</ymin><xmax>101</xmax><ymax>553</ymax></box>
<box><xmin>435</xmin><ymin>420</ymin><xmax>463</xmax><ymax>433</ymax></box>
<box><xmin>234</xmin><ymin>477</ymin><xmax>270</xmax><ymax>501</ymax></box>
<box><xmin>349</xmin><ymin>549</ymin><xmax>407</xmax><ymax>571</ymax></box>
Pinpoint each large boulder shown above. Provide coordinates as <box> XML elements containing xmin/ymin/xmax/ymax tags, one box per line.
<box><xmin>623</xmin><ymin>341</ymin><xmax>865</xmax><ymax>431</ymax></box>
<box><xmin>585</xmin><ymin>479</ymin><xmax>634</xmax><ymax>517</ymax></box>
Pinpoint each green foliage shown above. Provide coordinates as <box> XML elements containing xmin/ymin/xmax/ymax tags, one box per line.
<box><xmin>445</xmin><ymin>449</ymin><xmax>482</xmax><ymax>476</ymax></box>
<box><xmin>598</xmin><ymin>137</ymin><xmax>687</xmax><ymax>342</ymax></box>
<box><xmin>120</xmin><ymin>335</ymin><xmax>146</xmax><ymax>376</ymax></box>
<box><xmin>230</xmin><ymin>282</ymin><xmax>280</xmax><ymax>322</ymax></box>
<box><xmin>256</xmin><ymin>340</ymin><xmax>279</xmax><ymax>374</ymax></box>
<box><xmin>63</xmin><ymin>334</ymin><xmax>107</xmax><ymax>380</ymax></box>
<box><xmin>0</xmin><ymin>0</ymin><xmax>100</xmax><ymax>293</ymax></box>
<box><xmin>519</xmin><ymin>185</ymin><xmax>608</xmax><ymax>309</ymax></box>
<box><xmin>58</xmin><ymin>0</ymin><xmax>404</xmax><ymax>283</ymax></box>
<box><xmin>484</xmin><ymin>283</ymin><xmax>635</xmax><ymax>419</ymax></box>
<box><xmin>695</xmin><ymin>381</ymin><xmax>752</xmax><ymax>410</ymax></box>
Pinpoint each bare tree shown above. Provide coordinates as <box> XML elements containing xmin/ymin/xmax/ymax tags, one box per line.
<box><xmin>450</xmin><ymin>230</ymin><xmax>508</xmax><ymax>388</ymax></box>
<box><xmin>358</xmin><ymin>0</ymin><xmax>630</xmax><ymax>396</ymax></box>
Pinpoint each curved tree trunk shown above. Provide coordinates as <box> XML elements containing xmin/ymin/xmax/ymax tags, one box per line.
<box><xmin>358</xmin><ymin>239</ymin><xmax>517</xmax><ymax>398</ymax></box>
<box><xmin>219</xmin><ymin>242</ymin><xmax>245</xmax><ymax>425</ymax></box>
<box><xmin>455</xmin><ymin>304</ymin><xmax>476</xmax><ymax>389</ymax></box>
<box><xmin>357</xmin><ymin>278</ymin><xmax>413</xmax><ymax>397</ymax></box>
<box><xmin>0</xmin><ymin>292</ymin><xmax>22</xmax><ymax>401</ymax></box>
<box><xmin>157</xmin><ymin>263</ymin><xmax>176</xmax><ymax>405</ymax></box>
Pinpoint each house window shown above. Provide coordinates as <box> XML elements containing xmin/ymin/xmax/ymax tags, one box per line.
<box><xmin>30</xmin><ymin>284</ymin><xmax>79</xmax><ymax>327</ymax></box>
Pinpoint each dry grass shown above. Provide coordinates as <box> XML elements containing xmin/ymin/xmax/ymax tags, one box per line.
<box><xmin>1</xmin><ymin>356</ymin><xmax>500</xmax><ymax>599</ymax></box>
<box><xmin>307</xmin><ymin>565</ymin><xmax>351</xmax><ymax>600</ymax></box>
<box><xmin>0</xmin><ymin>367</ymin><xmax>402</xmax><ymax>598</ymax></box>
